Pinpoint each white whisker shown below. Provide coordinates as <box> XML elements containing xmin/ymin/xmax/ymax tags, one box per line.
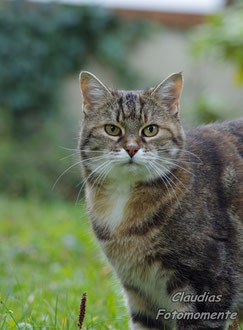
<box><xmin>144</xmin><ymin>163</ymin><xmax>154</xmax><ymax>179</ymax></box>
<box><xmin>158</xmin><ymin>148</ymin><xmax>202</xmax><ymax>163</ymax></box>
<box><xmin>96</xmin><ymin>163</ymin><xmax>114</xmax><ymax>194</ymax></box>
<box><xmin>75</xmin><ymin>160</ymin><xmax>111</xmax><ymax>206</ymax></box>
<box><xmin>60</xmin><ymin>146</ymin><xmax>107</xmax><ymax>153</ymax></box>
<box><xmin>150</xmin><ymin>161</ymin><xmax>182</xmax><ymax>207</ymax></box>
<box><xmin>53</xmin><ymin>155</ymin><xmax>106</xmax><ymax>191</ymax></box>
<box><xmin>158</xmin><ymin>158</ymin><xmax>194</xmax><ymax>176</ymax></box>
<box><xmin>89</xmin><ymin>161</ymin><xmax>112</xmax><ymax>192</ymax></box>
<box><xmin>148</xmin><ymin>155</ymin><xmax>194</xmax><ymax>176</ymax></box>
<box><xmin>79</xmin><ymin>150</ymin><xmax>107</xmax><ymax>153</ymax></box>
<box><xmin>52</xmin><ymin>160</ymin><xmax>83</xmax><ymax>191</ymax></box>
<box><xmin>60</xmin><ymin>152</ymin><xmax>78</xmax><ymax>161</ymax></box>
<box><xmin>148</xmin><ymin>161</ymin><xmax>174</xmax><ymax>203</ymax></box>
<box><xmin>154</xmin><ymin>160</ymin><xmax>188</xmax><ymax>194</ymax></box>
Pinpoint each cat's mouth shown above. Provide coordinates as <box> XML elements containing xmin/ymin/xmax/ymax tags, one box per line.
<box><xmin>118</xmin><ymin>157</ymin><xmax>141</xmax><ymax>169</ymax></box>
<box><xmin>120</xmin><ymin>159</ymin><xmax>134</xmax><ymax>165</ymax></box>
<box><xmin>124</xmin><ymin>159</ymin><xmax>140</xmax><ymax>168</ymax></box>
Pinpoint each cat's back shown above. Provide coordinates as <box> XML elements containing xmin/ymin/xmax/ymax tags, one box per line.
<box><xmin>185</xmin><ymin>118</ymin><xmax>243</xmax><ymax>220</ymax></box>
<box><xmin>186</xmin><ymin>118</ymin><xmax>243</xmax><ymax>159</ymax></box>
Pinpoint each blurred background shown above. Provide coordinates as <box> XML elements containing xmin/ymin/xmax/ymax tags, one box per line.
<box><xmin>1</xmin><ymin>0</ymin><xmax>243</xmax><ymax>201</ymax></box>
<box><xmin>0</xmin><ymin>0</ymin><xmax>243</xmax><ymax>328</ymax></box>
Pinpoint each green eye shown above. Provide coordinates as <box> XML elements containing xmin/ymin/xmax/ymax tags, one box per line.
<box><xmin>105</xmin><ymin>124</ymin><xmax>121</xmax><ymax>136</ymax></box>
<box><xmin>142</xmin><ymin>125</ymin><xmax>159</xmax><ymax>137</ymax></box>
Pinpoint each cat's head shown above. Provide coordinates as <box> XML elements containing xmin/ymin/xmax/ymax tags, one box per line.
<box><xmin>79</xmin><ymin>71</ymin><xmax>185</xmax><ymax>185</ymax></box>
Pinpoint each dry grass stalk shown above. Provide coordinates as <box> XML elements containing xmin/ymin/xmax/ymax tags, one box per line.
<box><xmin>78</xmin><ymin>292</ymin><xmax>87</xmax><ymax>329</ymax></box>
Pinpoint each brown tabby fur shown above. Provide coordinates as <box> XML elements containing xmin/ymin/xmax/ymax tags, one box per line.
<box><xmin>78</xmin><ymin>71</ymin><xmax>243</xmax><ymax>330</ymax></box>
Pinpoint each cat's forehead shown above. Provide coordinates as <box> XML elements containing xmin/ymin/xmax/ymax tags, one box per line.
<box><xmin>109</xmin><ymin>89</ymin><xmax>166</xmax><ymax>124</ymax></box>
<box><xmin>112</xmin><ymin>90</ymin><xmax>145</xmax><ymax>122</ymax></box>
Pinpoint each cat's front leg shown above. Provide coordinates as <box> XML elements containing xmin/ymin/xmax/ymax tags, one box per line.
<box><xmin>176</xmin><ymin>319</ymin><xmax>227</xmax><ymax>330</ymax></box>
<box><xmin>130</xmin><ymin>313</ymin><xmax>171</xmax><ymax>330</ymax></box>
<box><xmin>124</xmin><ymin>287</ymin><xmax>172</xmax><ymax>330</ymax></box>
<box><xmin>127</xmin><ymin>298</ymin><xmax>163</xmax><ymax>330</ymax></box>
<box><xmin>130</xmin><ymin>321</ymin><xmax>159</xmax><ymax>330</ymax></box>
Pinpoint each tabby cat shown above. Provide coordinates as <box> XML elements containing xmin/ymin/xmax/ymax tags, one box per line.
<box><xmin>78</xmin><ymin>71</ymin><xmax>243</xmax><ymax>330</ymax></box>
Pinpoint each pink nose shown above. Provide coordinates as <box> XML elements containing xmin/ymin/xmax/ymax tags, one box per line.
<box><xmin>125</xmin><ymin>145</ymin><xmax>139</xmax><ymax>158</ymax></box>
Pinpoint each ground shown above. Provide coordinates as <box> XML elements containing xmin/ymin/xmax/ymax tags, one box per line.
<box><xmin>0</xmin><ymin>197</ymin><xmax>128</xmax><ymax>329</ymax></box>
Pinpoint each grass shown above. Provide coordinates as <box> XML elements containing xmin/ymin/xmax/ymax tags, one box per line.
<box><xmin>0</xmin><ymin>197</ymin><xmax>128</xmax><ymax>329</ymax></box>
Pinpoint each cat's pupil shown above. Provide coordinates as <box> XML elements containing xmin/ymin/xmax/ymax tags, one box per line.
<box><xmin>149</xmin><ymin>126</ymin><xmax>154</xmax><ymax>133</ymax></box>
<box><xmin>111</xmin><ymin>125</ymin><xmax>115</xmax><ymax>131</ymax></box>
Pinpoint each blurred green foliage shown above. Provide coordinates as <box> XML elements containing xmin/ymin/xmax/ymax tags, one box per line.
<box><xmin>0</xmin><ymin>1</ymin><xmax>149</xmax><ymax>199</ymax></box>
<box><xmin>191</xmin><ymin>96</ymin><xmax>226</xmax><ymax>124</ymax></box>
<box><xmin>192</xmin><ymin>1</ymin><xmax>243</xmax><ymax>84</ymax></box>
<box><xmin>0</xmin><ymin>0</ymin><xmax>147</xmax><ymax>136</ymax></box>
<box><xmin>0</xmin><ymin>115</ymin><xmax>80</xmax><ymax>200</ymax></box>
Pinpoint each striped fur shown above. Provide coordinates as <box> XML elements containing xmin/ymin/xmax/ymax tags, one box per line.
<box><xmin>78</xmin><ymin>71</ymin><xmax>243</xmax><ymax>330</ymax></box>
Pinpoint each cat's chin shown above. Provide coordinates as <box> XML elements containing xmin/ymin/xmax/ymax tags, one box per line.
<box><xmin>115</xmin><ymin>162</ymin><xmax>141</xmax><ymax>175</ymax></box>
<box><xmin>106</xmin><ymin>162</ymin><xmax>156</xmax><ymax>184</ymax></box>
<box><xmin>123</xmin><ymin>161</ymin><xmax>139</xmax><ymax>170</ymax></box>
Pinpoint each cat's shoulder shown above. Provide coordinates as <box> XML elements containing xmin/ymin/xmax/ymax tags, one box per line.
<box><xmin>183</xmin><ymin>118</ymin><xmax>243</xmax><ymax>173</ymax></box>
<box><xmin>186</xmin><ymin>118</ymin><xmax>242</xmax><ymax>135</ymax></box>
<box><xmin>185</xmin><ymin>118</ymin><xmax>243</xmax><ymax>150</ymax></box>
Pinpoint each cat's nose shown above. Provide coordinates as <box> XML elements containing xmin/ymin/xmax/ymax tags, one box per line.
<box><xmin>125</xmin><ymin>145</ymin><xmax>139</xmax><ymax>158</ymax></box>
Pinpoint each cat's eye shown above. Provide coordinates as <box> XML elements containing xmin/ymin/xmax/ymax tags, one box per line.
<box><xmin>142</xmin><ymin>125</ymin><xmax>159</xmax><ymax>137</ymax></box>
<box><xmin>105</xmin><ymin>124</ymin><xmax>121</xmax><ymax>136</ymax></box>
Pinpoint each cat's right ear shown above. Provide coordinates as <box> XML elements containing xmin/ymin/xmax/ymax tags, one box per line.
<box><xmin>150</xmin><ymin>72</ymin><xmax>183</xmax><ymax>115</ymax></box>
<box><xmin>79</xmin><ymin>71</ymin><xmax>111</xmax><ymax>113</ymax></box>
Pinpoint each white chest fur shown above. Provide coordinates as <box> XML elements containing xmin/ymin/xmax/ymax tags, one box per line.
<box><xmin>86</xmin><ymin>181</ymin><xmax>131</xmax><ymax>232</ymax></box>
<box><xmin>104</xmin><ymin>183</ymin><xmax>131</xmax><ymax>231</ymax></box>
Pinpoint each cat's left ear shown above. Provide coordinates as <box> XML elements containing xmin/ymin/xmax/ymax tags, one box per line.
<box><xmin>79</xmin><ymin>71</ymin><xmax>112</xmax><ymax>113</ymax></box>
<box><xmin>151</xmin><ymin>72</ymin><xmax>183</xmax><ymax>115</ymax></box>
